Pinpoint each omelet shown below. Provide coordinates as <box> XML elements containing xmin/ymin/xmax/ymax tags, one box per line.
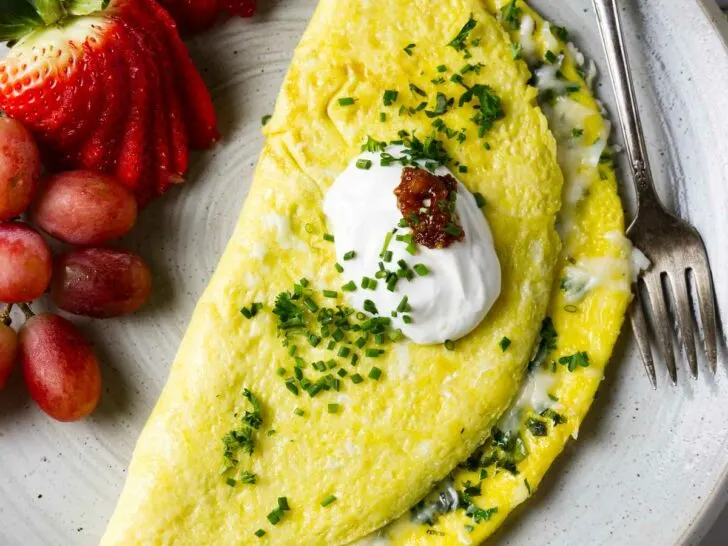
<box><xmin>354</xmin><ymin>1</ymin><xmax>632</xmax><ymax>544</ymax></box>
<box><xmin>101</xmin><ymin>1</ymin><xmax>564</xmax><ymax>545</ymax></box>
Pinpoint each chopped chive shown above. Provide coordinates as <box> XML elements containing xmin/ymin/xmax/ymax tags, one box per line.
<box><xmin>342</xmin><ymin>281</ymin><xmax>357</xmax><ymax>292</ymax></box>
<box><xmin>386</xmin><ymin>278</ymin><xmax>398</xmax><ymax>292</ymax></box>
<box><xmin>388</xmin><ymin>329</ymin><xmax>403</xmax><ymax>342</ymax></box>
<box><xmin>337</xmin><ymin>346</ymin><xmax>351</xmax><ymax>358</ymax></box>
<box><xmin>285</xmin><ymin>381</ymin><xmax>299</xmax><ymax>395</ymax></box>
<box><xmin>363</xmin><ymin>300</ymin><xmax>379</xmax><ymax>315</ymax></box>
<box><xmin>294</xmin><ymin>367</ymin><xmax>303</xmax><ymax>380</ymax></box>
<box><xmin>403</xmin><ymin>43</ymin><xmax>416</xmax><ymax>56</ymax></box>
<box><xmin>338</xmin><ymin>97</ymin><xmax>356</xmax><ymax>106</ymax></box>
<box><xmin>409</xmin><ymin>83</ymin><xmax>427</xmax><ymax>97</ymax></box>
<box><xmin>397</xmin><ymin>295</ymin><xmax>411</xmax><ymax>313</ymax></box>
<box><xmin>323</xmin><ymin>233</ymin><xmax>335</xmax><ymax>242</ymax></box>
<box><xmin>473</xmin><ymin>192</ymin><xmax>486</xmax><ymax>208</ymax></box>
<box><xmin>444</xmin><ymin>223</ymin><xmax>462</xmax><ymax>236</ymax></box>
<box><xmin>337</xmin><ymin>368</ymin><xmax>348</xmax><ymax>377</ymax></box>
<box><xmin>459</xmin><ymin>165</ymin><xmax>468</xmax><ymax>173</ymax></box>
<box><xmin>321</xmin><ymin>494</ymin><xmax>337</xmax><ymax>507</ymax></box>
<box><xmin>351</xmin><ymin>353</ymin><xmax>360</xmax><ymax>366</ymax></box>
<box><xmin>302</xmin><ymin>297</ymin><xmax>318</xmax><ymax>313</ymax></box>
<box><xmin>343</xmin><ymin>250</ymin><xmax>357</xmax><ymax>261</ymax></box>
<box><xmin>261</xmin><ymin>115</ymin><xmax>272</xmax><ymax>126</ymax></box>
<box><xmin>226</xmin><ymin>477</ymin><xmax>237</xmax><ymax>487</ymax></box>
<box><xmin>308</xmin><ymin>334</ymin><xmax>322</xmax><ymax>347</ymax></box>
<box><xmin>327</xmin><ymin>403</ymin><xmax>340</xmax><ymax>414</ymax></box>
<box><xmin>383</xmin><ymin>90</ymin><xmax>399</xmax><ymax>106</ymax></box>
<box><xmin>323</xmin><ymin>289</ymin><xmax>338</xmax><ymax>298</ymax></box>
<box><xmin>300</xmin><ymin>278</ymin><xmax>309</xmax><ymax>287</ymax></box>
<box><xmin>294</xmin><ymin>408</ymin><xmax>305</xmax><ymax>417</ymax></box>
<box><xmin>240</xmin><ymin>471</ymin><xmax>256</xmax><ymax>484</ymax></box>
<box><xmin>365</xmin><ymin>348</ymin><xmax>384</xmax><ymax>358</ymax></box>
<box><xmin>355</xmin><ymin>336</ymin><xmax>367</xmax><ymax>348</ymax></box>
<box><xmin>326</xmin><ymin>340</ymin><xmax>336</xmax><ymax>351</ymax></box>
<box><xmin>332</xmin><ymin>328</ymin><xmax>344</xmax><ymax>341</ymax></box>
<box><xmin>356</xmin><ymin>159</ymin><xmax>372</xmax><ymax>170</ymax></box>
<box><xmin>288</xmin><ymin>345</ymin><xmax>298</xmax><ymax>356</ymax></box>
<box><xmin>437</xmin><ymin>64</ymin><xmax>448</xmax><ymax>72</ymax></box>
<box><xmin>351</xmin><ymin>373</ymin><xmax>364</xmax><ymax>384</ymax></box>
<box><xmin>402</xmin><ymin>315</ymin><xmax>413</xmax><ymax>324</ymax></box>
<box><xmin>382</xmin><ymin>250</ymin><xmax>393</xmax><ymax>263</ymax></box>
<box><xmin>405</xmin><ymin>244</ymin><xmax>417</xmax><ymax>255</ymax></box>
<box><xmin>499</xmin><ymin>336</ymin><xmax>512</xmax><ymax>351</ymax></box>
<box><xmin>267</xmin><ymin>508</ymin><xmax>283</xmax><ymax>525</ymax></box>
<box><xmin>444</xmin><ymin>339</ymin><xmax>455</xmax><ymax>351</ymax></box>
<box><xmin>374</xmin><ymin>333</ymin><xmax>385</xmax><ymax>345</ymax></box>
<box><xmin>277</xmin><ymin>367</ymin><xmax>286</xmax><ymax>376</ymax></box>
<box><xmin>413</xmin><ymin>263</ymin><xmax>429</xmax><ymax>276</ymax></box>
<box><xmin>380</xmin><ymin>112</ymin><xmax>387</xmax><ymax>122</ymax></box>
<box><xmin>368</xmin><ymin>367</ymin><xmax>383</xmax><ymax>380</ymax></box>
<box><xmin>278</xmin><ymin>497</ymin><xmax>290</xmax><ymax>511</ymax></box>
<box><xmin>255</xmin><ymin>529</ymin><xmax>266</xmax><ymax>538</ymax></box>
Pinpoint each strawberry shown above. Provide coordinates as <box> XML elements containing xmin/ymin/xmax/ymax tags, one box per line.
<box><xmin>157</xmin><ymin>0</ymin><xmax>256</xmax><ymax>34</ymax></box>
<box><xmin>0</xmin><ymin>0</ymin><xmax>219</xmax><ymax>205</ymax></box>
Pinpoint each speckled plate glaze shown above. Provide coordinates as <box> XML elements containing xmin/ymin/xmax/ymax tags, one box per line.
<box><xmin>1</xmin><ymin>1</ymin><xmax>728</xmax><ymax>545</ymax></box>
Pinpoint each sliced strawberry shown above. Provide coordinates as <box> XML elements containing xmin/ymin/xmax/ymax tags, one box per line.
<box><xmin>75</xmin><ymin>27</ymin><xmax>130</xmax><ymax>173</ymax></box>
<box><xmin>0</xmin><ymin>0</ymin><xmax>219</xmax><ymax>205</ymax></box>
<box><xmin>148</xmin><ymin>0</ymin><xmax>220</xmax><ymax>149</ymax></box>
<box><xmin>157</xmin><ymin>0</ymin><xmax>219</xmax><ymax>34</ymax></box>
<box><xmin>127</xmin><ymin>0</ymin><xmax>188</xmax><ymax>182</ymax></box>
<box><xmin>53</xmin><ymin>45</ymin><xmax>107</xmax><ymax>152</ymax></box>
<box><xmin>107</xmin><ymin>17</ymin><xmax>153</xmax><ymax>200</ymax></box>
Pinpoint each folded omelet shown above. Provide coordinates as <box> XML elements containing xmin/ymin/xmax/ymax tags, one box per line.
<box><xmin>101</xmin><ymin>1</ymin><xmax>565</xmax><ymax>545</ymax></box>
<box><xmin>355</xmin><ymin>2</ymin><xmax>632</xmax><ymax>544</ymax></box>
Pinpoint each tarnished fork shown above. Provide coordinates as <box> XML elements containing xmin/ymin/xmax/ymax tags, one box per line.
<box><xmin>593</xmin><ymin>0</ymin><xmax>718</xmax><ymax>386</ymax></box>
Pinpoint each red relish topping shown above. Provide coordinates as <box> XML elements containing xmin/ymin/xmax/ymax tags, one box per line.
<box><xmin>394</xmin><ymin>167</ymin><xmax>464</xmax><ymax>249</ymax></box>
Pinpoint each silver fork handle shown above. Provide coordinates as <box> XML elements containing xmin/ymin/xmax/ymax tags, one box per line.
<box><xmin>592</xmin><ymin>0</ymin><xmax>662</xmax><ymax>211</ymax></box>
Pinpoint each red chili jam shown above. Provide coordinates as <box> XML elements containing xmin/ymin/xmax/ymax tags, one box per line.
<box><xmin>394</xmin><ymin>167</ymin><xmax>464</xmax><ymax>249</ymax></box>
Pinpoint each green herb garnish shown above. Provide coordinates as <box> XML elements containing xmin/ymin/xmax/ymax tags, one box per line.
<box><xmin>321</xmin><ymin>494</ymin><xmax>337</xmax><ymax>507</ymax></box>
<box><xmin>338</xmin><ymin>97</ymin><xmax>356</xmax><ymax>106</ymax></box>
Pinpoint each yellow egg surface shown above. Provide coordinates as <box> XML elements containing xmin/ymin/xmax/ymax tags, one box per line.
<box><xmin>356</xmin><ymin>2</ymin><xmax>632</xmax><ymax>544</ymax></box>
<box><xmin>101</xmin><ymin>1</ymin><xmax>564</xmax><ymax>545</ymax></box>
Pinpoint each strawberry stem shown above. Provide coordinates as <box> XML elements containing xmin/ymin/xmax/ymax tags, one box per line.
<box><xmin>18</xmin><ymin>302</ymin><xmax>35</xmax><ymax>320</ymax></box>
<box><xmin>32</xmin><ymin>0</ymin><xmax>66</xmax><ymax>25</ymax></box>
<box><xmin>0</xmin><ymin>304</ymin><xmax>12</xmax><ymax>326</ymax></box>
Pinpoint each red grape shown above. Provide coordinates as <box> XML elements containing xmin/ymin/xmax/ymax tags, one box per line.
<box><xmin>51</xmin><ymin>248</ymin><xmax>151</xmax><ymax>318</ymax></box>
<box><xmin>0</xmin><ymin>322</ymin><xmax>18</xmax><ymax>391</ymax></box>
<box><xmin>0</xmin><ymin>222</ymin><xmax>53</xmax><ymax>303</ymax></box>
<box><xmin>30</xmin><ymin>170</ymin><xmax>138</xmax><ymax>245</ymax></box>
<box><xmin>19</xmin><ymin>313</ymin><xmax>101</xmax><ymax>421</ymax></box>
<box><xmin>0</xmin><ymin>116</ymin><xmax>41</xmax><ymax>221</ymax></box>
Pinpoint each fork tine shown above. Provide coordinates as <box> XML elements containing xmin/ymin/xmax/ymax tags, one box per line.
<box><xmin>643</xmin><ymin>274</ymin><xmax>678</xmax><ymax>385</ymax></box>
<box><xmin>668</xmin><ymin>271</ymin><xmax>698</xmax><ymax>379</ymax></box>
<box><xmin>692</xmin><ymin>261</ymin><xmax>718</xmax><ymax>373</ymax></box>
<box><xmin>630</xmin><ymin>289</ymin><xmax>657</xmax><ymax>388</ymax></box>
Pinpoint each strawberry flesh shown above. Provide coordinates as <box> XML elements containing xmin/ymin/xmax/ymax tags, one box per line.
<box><xmin>0</xmin><ymin>0</ymin><xmax>219</xmax><ymax>206</ymax></box>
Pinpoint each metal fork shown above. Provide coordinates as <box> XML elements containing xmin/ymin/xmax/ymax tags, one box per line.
<box><xmin>593</xmin><ymin>0</ymin><xmax>718</xmax><ymax>386</ymax></box>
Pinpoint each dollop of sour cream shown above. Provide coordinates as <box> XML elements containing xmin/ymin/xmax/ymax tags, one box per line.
<box><xmin>323</xmin><ymin>147</ymin><xmax>501</xmax><ymax>345</ymax></box>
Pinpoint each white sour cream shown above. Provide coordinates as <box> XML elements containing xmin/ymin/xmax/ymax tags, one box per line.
<box><xmin>323</xmin><ymin>147</ymin><xmax>501</xmax><ymax>345</ymax></box>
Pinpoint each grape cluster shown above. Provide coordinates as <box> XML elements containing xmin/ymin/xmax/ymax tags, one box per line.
<box><xmin>0</xmin><ymin>115</ymin><xmax>153</xmax><ymax>421</ymax></box>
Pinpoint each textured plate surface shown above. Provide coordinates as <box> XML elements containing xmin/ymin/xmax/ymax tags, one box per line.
<box><xmin>1</xmin><ymin>1</ymin><xmax>728</xmax><ymax>545</ymax></box>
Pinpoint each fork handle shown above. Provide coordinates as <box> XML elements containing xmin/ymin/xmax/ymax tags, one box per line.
<box><xmin>592</xmin><ymin>0</ymin><xmax>663</xmax><ymax>211</ymax></box>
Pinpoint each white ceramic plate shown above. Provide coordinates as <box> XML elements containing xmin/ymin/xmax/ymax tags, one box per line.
<box><xmin>2</xmin><ymin>1</ymin><xmax>728</xmax><ymax>544</ymax></box>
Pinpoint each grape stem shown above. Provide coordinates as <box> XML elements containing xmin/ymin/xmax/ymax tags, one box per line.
<box><xmin>0</xmin><ymin>303</ymin><xmax>12</xmax><ymax>326</ymax></box>
<box><xmin>18</xmin><ymin>302</ymin><xmax>34</xmax><ymax>320</ymax></box>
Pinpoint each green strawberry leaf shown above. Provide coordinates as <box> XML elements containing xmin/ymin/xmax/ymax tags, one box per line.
<box><xmin>65</xmin><ymin>0</ymin><xmax>109</xmax><ymax>16</ymax></box>
<box><xmin>31</xmin><ymin>0</ymin><xmax>65</xmax><ymax>24</ymax></box>
<box><xmin>0</xmin><ymin>0</ymin><xmax>44</xmax><ymax>42</ymax></box>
